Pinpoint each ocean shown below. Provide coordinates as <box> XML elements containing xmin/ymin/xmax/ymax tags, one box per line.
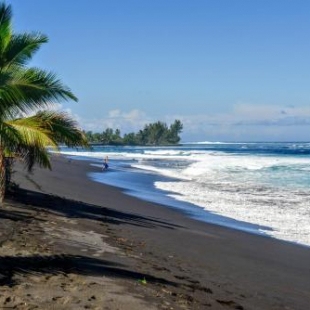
<box><xmin>57</xmin><ymin>142</ymin><xmax>310</xmax><ymax>247</ymax></box>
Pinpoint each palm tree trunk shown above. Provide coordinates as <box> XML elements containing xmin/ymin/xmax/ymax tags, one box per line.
<box><xmin>0</xmin><ymin>150</ymin><xmax>6</xmax><ymax>203</ymax></box>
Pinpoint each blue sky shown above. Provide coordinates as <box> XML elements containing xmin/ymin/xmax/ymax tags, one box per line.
<box><xmin>9</xmin><ymin>0</ymin><xmax>310</xmax><ymax>142</ymax></box>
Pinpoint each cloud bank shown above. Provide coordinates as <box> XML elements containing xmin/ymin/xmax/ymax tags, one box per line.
<box><xmin>60</xmin><ymin>103</ymin><xmax>310</xmax><ymax>142</ymax></box>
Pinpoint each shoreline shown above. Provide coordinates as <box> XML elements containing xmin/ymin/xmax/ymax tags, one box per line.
<box><xmin>85</xmin><ymin>154</ymin><xmax>309</xmax><ymax>249</ymax></box>
<box><xmin>3</xmin><ymin>154</ymin><xmax>310</xmax><ymax>309</ymax></box>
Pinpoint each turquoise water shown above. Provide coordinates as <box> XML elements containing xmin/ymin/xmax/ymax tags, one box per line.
<box><xmin>58</xmin><ymin>142</ymin><xmax>310</xmax><ymax>247</ymax></box>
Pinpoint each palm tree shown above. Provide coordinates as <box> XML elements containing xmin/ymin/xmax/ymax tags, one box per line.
<box><xmin>0</xmin><ymin>3</ymin><xmax>87</xmax><ymax>202</ymax></box>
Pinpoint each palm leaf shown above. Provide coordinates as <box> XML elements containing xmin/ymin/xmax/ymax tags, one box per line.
<box><xmin>4</xmin><ymin>111</ymin><xmax>88</xmax><ymax>171</ymax></box>
<box><xmin>0</xmin><ymin>67</ymin><xmax>77</xmax><ymax>118</ymax></box>
<box><xmin>2</xmin><ymin>118</ymin><xmax>58</xmax><ymax>171</ymax></box>
<box><xmin>18</xmin><ymin>144</ymin><xmax>51</xmax><ymax>171</ymax></box>
<box><xmin>33</xmin><ymin>111</ymin><xmax>88</xmax><ymax>147</ymax></box>
<box><xmin>0</xmin><ymin>3</ymin><xmax>12</xmax><ymax>53</ymax></box>
<box><xmin>2</xmin><ymin>33</ymin><xmax>48</xmax><ymax>68</ymax></box>
<box><xmin>5</xmin><ymin>117</ymin><xmax>59</xmax><ymax>148</ymax></box>
<box><xmin>0</xmin><ymin>120</ymin><xmax>54</xmax><ymax>171</ymax></box>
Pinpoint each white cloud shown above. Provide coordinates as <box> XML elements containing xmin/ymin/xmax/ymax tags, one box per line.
<box><xmin>108</xmin><ymin>109</ymin><xmax>121</xmax><ymax>118</ymax></box>
<box><xmin>231</xmin><ymin>104</ymin><xmax>310</xmax><ymax>126</ymax></box>
<box><xmin>61</xmin><ymin>103</ymin><xmax>310</xmax><ymax>142</ymax></box>
<box><xmin>167</xmin><ymin>103</ymin><xmax>310</xmax><ymax>141</ymax></box>
<box><xmin>77</xmin><ymin>109</ymin><xmax>152</xmax><ymax>134</ymax></box>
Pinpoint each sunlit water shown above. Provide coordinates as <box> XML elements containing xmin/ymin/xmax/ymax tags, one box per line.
<box><xmin>56</xmin><ymin>142</ymin><xmax>310</xmax><ymax>247</ymax></box>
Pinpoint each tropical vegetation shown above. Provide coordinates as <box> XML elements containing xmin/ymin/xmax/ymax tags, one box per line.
<box><xmin>84</xmin><ymin>120</ymin><xmax>183</xmax><ymax>145</ymax></box>
<box><xmin>0</xmin><ymin>3</ymin><xmax>87</xmax><ymax>203</ymax></box>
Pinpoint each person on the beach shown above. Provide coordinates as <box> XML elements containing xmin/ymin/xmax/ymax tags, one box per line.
<box><xmin>103</xmin><ymin>156</ymin><xmax>109</xmax><ymax>170</ymax></box>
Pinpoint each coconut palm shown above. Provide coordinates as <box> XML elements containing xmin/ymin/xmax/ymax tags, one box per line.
<box><xmin>0</xmin><ymin>3</ymin><xmax>87</xmax><ymax>202</ymax></box>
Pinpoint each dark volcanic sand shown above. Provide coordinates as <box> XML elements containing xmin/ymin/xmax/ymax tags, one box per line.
<box><xmin>4</xmin><ymin>154</ymin><xmax>310</xmax><ymax>309</ymax></box>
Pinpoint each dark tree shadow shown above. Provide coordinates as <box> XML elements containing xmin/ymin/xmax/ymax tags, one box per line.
<box><xmin>1</xmin><ymin>188</ymin><xmax>189</xmax><ymax>295</ymax></box>
<box><xmin>0</xmin><ymin>254</ymin><xmax>179</xmax><ymax>288</ymax></box>
<box><xmin>6</xmin><ymin>187</ymin><xmax>183</xmax><ymax>230</ymax></box>
<box><xmin>0</xmin><ymin>208</ymin><xmax>34</xmax><ymax>222</ymax></box>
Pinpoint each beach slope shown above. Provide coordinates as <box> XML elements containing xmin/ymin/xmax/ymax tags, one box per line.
<box><xmin>1</xmin><ymin>155</ymin><xmax>310</xmax><ymax>309</ymax></box>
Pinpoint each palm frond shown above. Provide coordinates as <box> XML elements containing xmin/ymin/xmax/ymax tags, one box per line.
<box><xmin>0</xmin><ymin>120</ymin><xmax>53</xmax><ymax>172</ymax></box>
<box><xmin>0</xmin><ymin>67</ymin><xmax>77</xmax><ymax>118</ymax></box>
<box><xmin>17</xmin><ymin>68</ymin><xmax>78</xmax><ymax>102</ymax></box>
<box><xmin>18</xmin><ymin>144</ymin><xmax>51</xmax><ymax>171</ymax></box>
<box><xmin>1</xmin><ymin>32</ymin><xmax>48</xmax><ymax>68</ymax></box>
<box><xmin>5</xmin><ymin>117</ymin><xmax>59</xmax><ymax>149</ymax></box>
<box><xmin>0</xmin><ymin>122</ymin><xmax>23</xmax><ymax>154</ymax></box>
<box><xmin>30</xmin><ymin>110</ymin><xmax>88</xmax><ymax>147</ymax></box>
<box><xmin>4</xmin><ymin>111</ymin><xmax>88</xmax><ymax>171</ymax></box>
<box><xmin>0</xmin><ymin>3</ymin><xmax>12</xmax><ymax>53</ymax></box>
<box><xmin>2</xmin><ymin>118</ymin><xmax>58</xmax><ymax>171</ymax></box>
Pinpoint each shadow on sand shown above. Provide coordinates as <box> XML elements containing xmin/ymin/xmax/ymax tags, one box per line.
<box><xmin>1</xmin><ymin>188</ymin><xmax>183</xmax><ymax>289</ymax></box>
<box><xmin>6</xmin><ymin>187</ymin><xmax>182</xmax><ymax>230</ymax></box>
<box><xmin>0</xmin><ymin>254</ymin><xmax>179</xmax><ymax>288</ymax></box>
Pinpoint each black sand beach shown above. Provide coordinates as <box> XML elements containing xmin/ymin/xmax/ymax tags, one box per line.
<box><xmin>2</xmin><ymin>154</ymin><xmax>310</xmax><ymax>309</ymax></box>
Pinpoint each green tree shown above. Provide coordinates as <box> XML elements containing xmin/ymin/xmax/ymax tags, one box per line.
<box><xmin>123</xmin><ymin>132</ymin><xmax>137</xmax><ymax>145</ymax></box>
<box><xmin>92</xmin><ymin>132</ymin><xmax>102</xmax><ymax>143</ymax></box>
<box><xmin>85</xmin><ymin>120</ymin><xmax>183</xmax><ymax>146</ymax></box>
<box><xmin>0</xmin><ymin>3</ymin><xmax>87</xmax><ymax>202</ymax></box>
<box><xmin>84</xmin><ymin>130</ymin><xmax>94</xmax><ymax>142</ymax></box>
<box><xmin>102</xmin><ymin>128</ymin><xmax>113</xmax><ymax>144</ymax></box>
<box><xmin>112</xmin><ymin>128</ymin><xmax>122</xmax><ymax>144</ymax></box>
<box><xmin>135</xmin><ymin>129</ymin><xmax>147</xmax><ymax>145</ymax></box>
<box><xmin>167</xmin><ymin>119</ymin><xmax>183</xmax><ymax>144</ymax></box>
<box><xmin>147</xmin><ymin>121</ymin><xmax>168</xmax><ymax>145</ymax></box>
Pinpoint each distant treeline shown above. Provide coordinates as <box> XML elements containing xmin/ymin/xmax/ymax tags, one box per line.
<box><xmin>84</xmin><ymin>120</ymin><xmax>183</xmax><ymax>146</ymax></box>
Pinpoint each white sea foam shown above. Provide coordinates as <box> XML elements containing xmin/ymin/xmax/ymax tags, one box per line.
<box><xmin>183</xmin><ymin>141</ymin><xmax>252</xmax><ymax>145</ymax></box>
<box><xmin>57</xmin><ymin>146</ymin><xmax>310</xmax><ymax>247</ymax></box>
<box><xmin>143</xmin><ymin>150</ymin><xmax>189</xmax><ymax>156</ymax></box>
<box><xmin>52</xmin><ymin>150</ymin><xmax>130</xmax><ymax>160</ymax></box>
<box><xmin>154</xmin><ymin>153</ymin><xmax>310</xmax><ymax>246</ymax></box>
<box><xmin>130</xmin><ymin>163</ymin><xmax>192</xmax><ymax>181</ymax></box>
<box><xmin>155</xmin><ymin>180</ymin><xmax>310</xmax><ymax>246</ymax></box>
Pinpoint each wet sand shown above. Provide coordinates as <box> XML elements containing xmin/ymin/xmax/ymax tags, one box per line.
<box><xmin>2</xmin><ymin>154</ymin><xmax>310</xmax><ymax>309</ymax></box>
